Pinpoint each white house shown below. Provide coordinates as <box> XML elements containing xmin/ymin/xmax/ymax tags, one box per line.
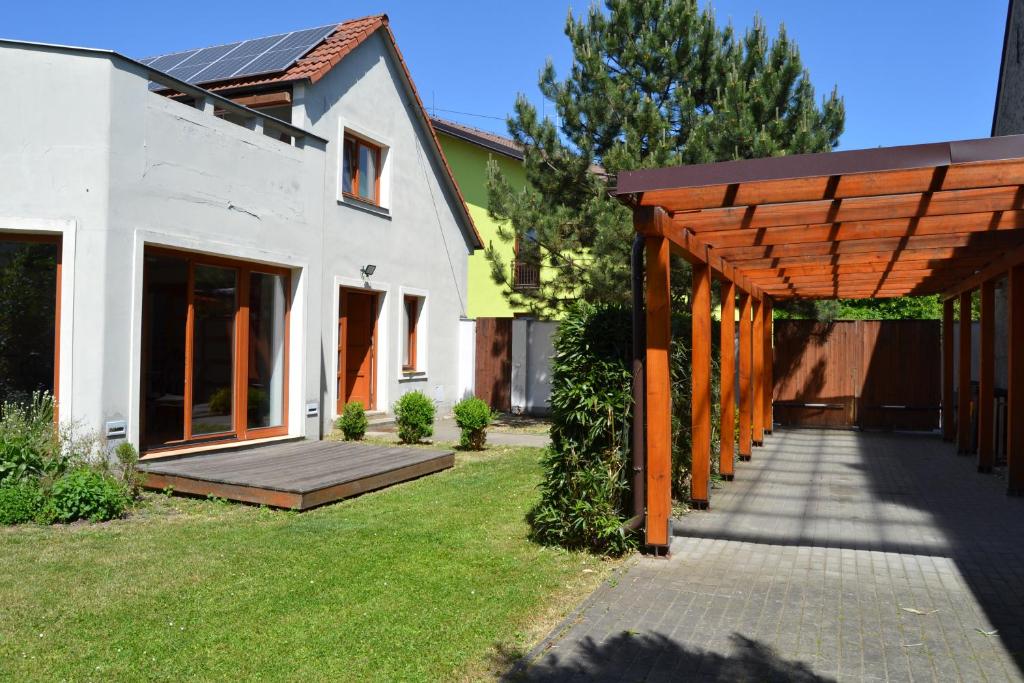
<box><xmin>0</xmin><ymin>15</ymin><xmax>481</xmax><ymax>456</ymax></box>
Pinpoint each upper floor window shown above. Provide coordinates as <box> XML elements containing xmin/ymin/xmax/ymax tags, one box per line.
<box><xmin>343</xmin><ymin>134</ymin><xmax>382</xmax><ymax>205</ymax></box>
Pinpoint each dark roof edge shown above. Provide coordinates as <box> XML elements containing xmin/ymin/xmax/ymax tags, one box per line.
<box><xmin>994</xmin><ymin>0</ymin><xmax>1015</xmax><ymax>136</ymax></box>
<box><xmin>430</xmin><ymin>118</ymin><xmax>524</xmax><ymax>160</ymax></box>
<box><xmin>613</xmin><ymin>134</ymin><xmax>1024</xmax><ymax>195</ymax></box>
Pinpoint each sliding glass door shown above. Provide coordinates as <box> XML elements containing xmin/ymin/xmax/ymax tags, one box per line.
<box><xmin>141</xmin><ymin>249</ymin><xmax>289</xmax><ymax>451</ymax></box>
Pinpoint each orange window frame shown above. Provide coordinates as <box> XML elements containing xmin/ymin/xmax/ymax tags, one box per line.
<box><xmin>343</xmin><ymin>133</ymin><xmax>383</xmax><ymax>205</ymax></box>
<box><xmin>403</xmin><ymin>296</ymin><xmax>419</xmax><ymax>372</ymax></box>
<box><xmin>142</xmin><ymin>247</ymin><xmax>291</xmax><ymax>453</ymax></box>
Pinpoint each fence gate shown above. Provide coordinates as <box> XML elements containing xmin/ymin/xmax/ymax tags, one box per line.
<box><xmin>474</xmin><ymin>317</ymin><xmax>512</xmax><ymax>412</ymax></box>
<box><xmin>773</xmin><ymin>320</ymin><xmax>941</xmax><ymax>431</ymax></box>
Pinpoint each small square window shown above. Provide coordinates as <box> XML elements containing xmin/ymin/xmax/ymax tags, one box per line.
<box><xmin>342</xmin><ymin>134</ymin><xmax>382</xmax><ymax>205</ymax></box>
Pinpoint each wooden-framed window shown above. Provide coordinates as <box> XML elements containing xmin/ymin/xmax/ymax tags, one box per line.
<box><xmin>140</xmin><ymin>247</ymin><xmax>290</xmax><ymax>453</ymax></box>
<box><xmin>342</xmin><ymin>134</ymin><xmax>382</xmax><ymax>205</ymax></box>
<box><xmin>402</xmin><ymin>295</ymin><xmax>420</xmax><ymax>372</ymax></box>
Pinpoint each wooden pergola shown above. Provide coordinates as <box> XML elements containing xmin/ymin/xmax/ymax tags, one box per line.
<box><xmin>615</xmin><ymin>134</ymin><xmax>1024</xmax><ymax>551</ymax></box>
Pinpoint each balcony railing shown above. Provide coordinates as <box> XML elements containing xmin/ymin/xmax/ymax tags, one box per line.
<box><xmin>513</xmin><ymin>261</ymin><xmax>540</xmax><ymax>290</ymax></box>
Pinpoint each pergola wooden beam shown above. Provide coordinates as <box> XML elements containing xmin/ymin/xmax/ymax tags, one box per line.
<box><xmin>957</xmin><ymin>291</ymin><xmax>973</xmax><ymax>455</ymax></box>
<box><xmin>696</xmin><ymin>210</ymin><xmax>1024</xmax><ymax>250</ymax></box>
<box><xmin>634</xmin><ymin>156</ymin><xmax>1024</xmax><ymax>213</ymax></box>
<box><xmin>720</xmin><ymin>281</ymin><xmax>736</xmax><ymax>480</ymax></box>
<box><xmin>978</xmin><ymin>279</ymin><xmax>996</xmax><ymax>473</ymax></box>
<box><xmin>623</xmin><ymin>134</ymin><xmax>1024</xmax><ymax>548</ymax></box>
<box><xmin>667</xmin><ymin>185</ymin><xmax>1024</xmax><ymax>233</ymax></box>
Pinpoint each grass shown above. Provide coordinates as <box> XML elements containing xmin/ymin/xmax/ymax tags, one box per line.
<box><xmin>0</xmin><ymin>445</ymin><xmax>619</xmax><ymax>681</ymax></box>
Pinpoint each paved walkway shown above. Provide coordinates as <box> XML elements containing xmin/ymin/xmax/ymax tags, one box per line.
<box><xmin>367</xmin><ymin>416</ymin><xmax>551</xmax><ymax>448</ymax></box>
<box><xmin>518</xmin><ymin>429</ymin><xmax>1024</xmax><ymax>682</ymax></box>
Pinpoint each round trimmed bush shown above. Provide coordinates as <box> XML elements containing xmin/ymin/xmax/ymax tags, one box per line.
<box><xmin>43</xmin><ymin>468</ymin><xmax>129</xmax><ymax>523</ymax></box>
<box><xmin>0</xmin><ymin>479</ymin><xmax>44</xmax><ymax>525</ymax></box>
<box><xmin>453</xmin><ymin>397</ymin><xmax>493</xmax><ymax>450</ymax></box>
<box><xmin>393</xmin><ymin>391</ymin><xmax>434</xmax><ymax>444</ymax></box>
<box><xmin>337</xmin><ymin>401</ymin><xmax>369</xmax><ymax>441</ymax></box>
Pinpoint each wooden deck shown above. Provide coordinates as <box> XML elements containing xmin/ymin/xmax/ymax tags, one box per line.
<box><xmin>137</xmin><ymin>440</ymin><xmax>455</xmax><ymax>510</ymax></box>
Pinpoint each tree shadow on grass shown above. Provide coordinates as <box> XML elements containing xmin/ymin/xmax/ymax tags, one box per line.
<box><xmin>498</xmin><ymin>631</ymin><xmax>832</xmax><ymax>683</ymax></box>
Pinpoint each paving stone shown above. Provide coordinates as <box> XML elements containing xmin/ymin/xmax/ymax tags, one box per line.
<box><xmin>516</xmin><ymin>430</ymin><xmax>1024</xmax><ymax>682</ymax></box>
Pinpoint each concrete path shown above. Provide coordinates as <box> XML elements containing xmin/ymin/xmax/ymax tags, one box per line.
<box><xmin>518</xmin><ymin>429</ymin><xmax>1024</xmax><ymax>682</ymax></box>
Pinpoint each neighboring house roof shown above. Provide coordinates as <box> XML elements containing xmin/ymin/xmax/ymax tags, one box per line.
<box><xmin>141</xmin><ymin>15</ymin><xmax>483</xmax><ymax>250</ymax></box>
<box><xmin>431</xmin><ymin>117</ymin><xmax>524</xmax><ymax>160</ymax></box>
<box><xmin>994</xmin><ymin>0</ymin><xmax>1015</xmax><ymax>136</ymax></box>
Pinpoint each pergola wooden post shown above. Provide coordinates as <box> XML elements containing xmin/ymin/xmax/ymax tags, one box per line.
<box><xmin>738</xmin><ymin>291</ymin><xmax>753</xmax><ymax>461</ymax></box>
<box><xmin>622</xmin><ymin>133</ymin><xmax>1024</xmax><ymax>545</ymax></box>
<box><xmin>978</xmin><ymin>280</ymin><xmax>996</xmax><ymax>473</ymax></box>
<box><xmin>644</xmin><ymin>231</ymin><xmax>673</xmax><ymax>547</ymax></box>
<box><xmin>720</xmin><ymin>281</ymin><xmax>736</xmax><ymax>480</ymax></box>
<box><xmin>691</xmin><ymin>263</ymin><xmax>712</xmax><ymax>508</ymax></box>
<box><xmin>942</xmin><ymin>298</ymin><xmax>955</xmax><ymax>442</ymax></box>
<box><xmin>1009</xmin><ymin>265</ymin><xmax>1024</xmax><ymax>496</ymax></box>
<box><xmin>957</xmin><ymin>290</ymin><xmax>973</xmax><ymax>454</ymax></box>
<box><xmin>752</xmin><ymin>298</ymin><xmax>765</xmax><ymax>447</ymax></box>
<box><xmin>762</xmin><ymin>298</ymin><xmax>774</xmax><ymax>436</ymax></box>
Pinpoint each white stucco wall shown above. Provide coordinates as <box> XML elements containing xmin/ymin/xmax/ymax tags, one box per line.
<box><xmin>0</xmin><ymin>43</ymin><xmax>329</xmax><ymax>446</ymax></box>
<box><xmin>303</xmin><ymin>32</ymin><xmax>472</xmax><ymax>420</ymax></box>
<box><xmin>0</xmin><ymin>35</ymin><xmax>475</xmax><ymax>450</ymax></box>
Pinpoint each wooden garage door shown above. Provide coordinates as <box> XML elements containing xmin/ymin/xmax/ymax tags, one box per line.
<box><xmin>474</xmin><ymin>317</ymin><xmax>512</xmax><ymax>412</ymax></box>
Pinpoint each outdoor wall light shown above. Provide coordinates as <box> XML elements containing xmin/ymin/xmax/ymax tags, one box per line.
<box><xmin>361</xmin><ymin>264</ymin><xmax>377</xmax><ymax>278</ymax></box>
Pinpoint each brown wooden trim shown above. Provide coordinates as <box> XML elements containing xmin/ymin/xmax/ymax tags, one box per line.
<box><xmin>143</xmin><ymin>247</ymin><xmax>291</xmax><ymax>453</ymax></box>
<box><xmin>230</xmin><ymin>90</ymin><xmax>292</xmax><ymax>109</ymax></box>
<box><xmin>752</xmin><ymin>298</ymin><xmax>764</xmax><ymax>445</ymax></box>
<box><xmin>298</xmin><ymin>453</ymin><xmax>454</xmax><ymax>509</ymax></box>
<box><xmin>738</xmin><ymin>291</ymin><xmax>753</xmax><ymax>458</ymax></box>
<box><xmin>943</xmin><ymin>243</ymin><xmax>1024</xmax><ymax>301</ymax></box>
<box><xmin>184</xmin><ymin>261</ymin><xmax>195</xmax><ymax>441</ymax></box>
<box><xmin>942</xmin><ymin>298</ymin><xmax>955</xmax><ymax>441</ymax></box>
<box><xmin>957</xmin><ymin>291</ymin><xmax>973</xmax><ymax>454</ymax></box>
<box><xmin>1008</xmin><ymin>265</ymin><xmax>1024</xmax><ymax>494</ymax></box>
<box><xmin>644</xmin><ymin>235</ymin><xmax>672</xmax><ymax>547</ymax></box>
<box><xmin>403</xmin><ymin>295</ymin><xmax>418</xmax><ymax>371</ymax></box>
<box><xmin>691</xmin><ymin>262</ymin><xmax>711</xmax><ymax>507</ymax></box>
<box><xmin>141</xmin><ymin>471</ymin><xmax>302</xmax><ymax>508</ymax></box>
<box><xmin>763</xmin><ymin>299</ymin><xmax>774</xmax><ymax>435</ymax></box>
<box><xmin>343</xmin><ymin>133</ymin><xmax>383</xmax><ymax>206</ymax></box>
<box><xmin>337</xmin><ymin>287</ymin><xmax>379</xmax><ymax>412</ymax></box>
<box><xmin>719</xmin><ymin>281</ymin><xmax>736</xmax><ymax>479</ymax></box>
<box><xmin>978</xmin><ymin>280</ymin><xmax>996</xmax><ymax>471</ymax></box>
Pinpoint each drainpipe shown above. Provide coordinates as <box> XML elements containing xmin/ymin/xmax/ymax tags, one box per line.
<box><xmin>625</xmin><ymin>233</ymin><xmax>646</xmax><ymax>531</ymax></box>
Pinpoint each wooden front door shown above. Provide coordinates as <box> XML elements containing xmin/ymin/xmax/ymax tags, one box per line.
<box><xmin>339</xmin><ymin>289</ymin><xmax>378</xmax><ymax>412</ymax></box>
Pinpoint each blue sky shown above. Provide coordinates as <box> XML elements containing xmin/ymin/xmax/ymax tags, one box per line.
<box><xmin>3</xmin><ymin>1</ymin><xmax>1007</xmax><ymax>151</ymax></box>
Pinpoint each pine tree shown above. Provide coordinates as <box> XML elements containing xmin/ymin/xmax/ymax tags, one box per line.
<box><xmin>486</xmin><ymin>0</ymin><xmax>845</xmax><ymax>314</ymax></box>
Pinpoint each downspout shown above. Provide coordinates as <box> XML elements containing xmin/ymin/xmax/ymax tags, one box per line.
<box><xmin>623</xmin><ymin>233</ymin><xmax>646</xmax><ymax>532</ymax></box>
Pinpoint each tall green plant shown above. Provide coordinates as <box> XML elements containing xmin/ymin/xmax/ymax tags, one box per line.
<box><xmin>0</xmin><ymin>392</ymin><xmax>59</xmax><ymax>485</ymax></box>
<box><xmin>528</xmin><ymin>302</ymin><xmax>635</xmax><ymax>555</ymax></box>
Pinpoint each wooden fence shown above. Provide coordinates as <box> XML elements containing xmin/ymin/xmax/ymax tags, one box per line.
<box><xmin>773</xmin><ymin>320</ymin><xmax>941</xmax><ymax>431</ymax></box>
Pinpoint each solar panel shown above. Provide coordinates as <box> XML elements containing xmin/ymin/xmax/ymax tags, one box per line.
<box><xmin>141</xmin><ymin>24</ymin><xmax>337</xmax><ymax>89</ymax></box>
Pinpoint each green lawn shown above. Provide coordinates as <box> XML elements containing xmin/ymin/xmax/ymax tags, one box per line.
<box><xmin>0</xmin><ymin>445</ymin><xmax>616</xmax><ymax>681</ymax></box>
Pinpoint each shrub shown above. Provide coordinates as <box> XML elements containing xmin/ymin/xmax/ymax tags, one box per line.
<box><xmin>114</xmin><ymin>441</ymin><xmax>143</xmax><ymax>499</ymax></box>
<box><xmin>393</xmin><ymin>391</ymin><xmax>434</xmax><ymax>444</ymax></box>
<box><xmin>336</xmin><ymin>401</ymin><xmax>369</xmax><ymax>441</ymax></box>
<box><xmin>0</xmin><ymin>479</ymin><xmax>43</xmax><ymax>524</ymax></box>
<box><xmin>42</xmin><ymin>468</ymin><xmax>129</xmax><ymax>523</ymax></box>
<box><xmin>528</xmin><ymin>303</ymin><xmax>636</xmax><ymax>555</ymax></box>
<box><xmin>453</xmin><ymin>397</ymin><xmax>494</xmax><ymax>450</ymax></box>
<box><xmin>0</xmin><ymin>392</ymin><xmax>59</xmax><ymax>485</ymax></box>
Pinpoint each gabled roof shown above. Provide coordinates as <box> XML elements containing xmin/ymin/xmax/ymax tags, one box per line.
<box><xmin>143</xmin><ymin>15</ymin><xmax>482</xmax><ymax>250</ymax></box>
<box><xmin>431</xmin><ymin>117</ymin><xmax>524</xmax><ymax>160</ymax></box>
<box><xmin>993</xmin><ymin>0</ymin><xmax>1015</xmax><ymax>136</ymax></box>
